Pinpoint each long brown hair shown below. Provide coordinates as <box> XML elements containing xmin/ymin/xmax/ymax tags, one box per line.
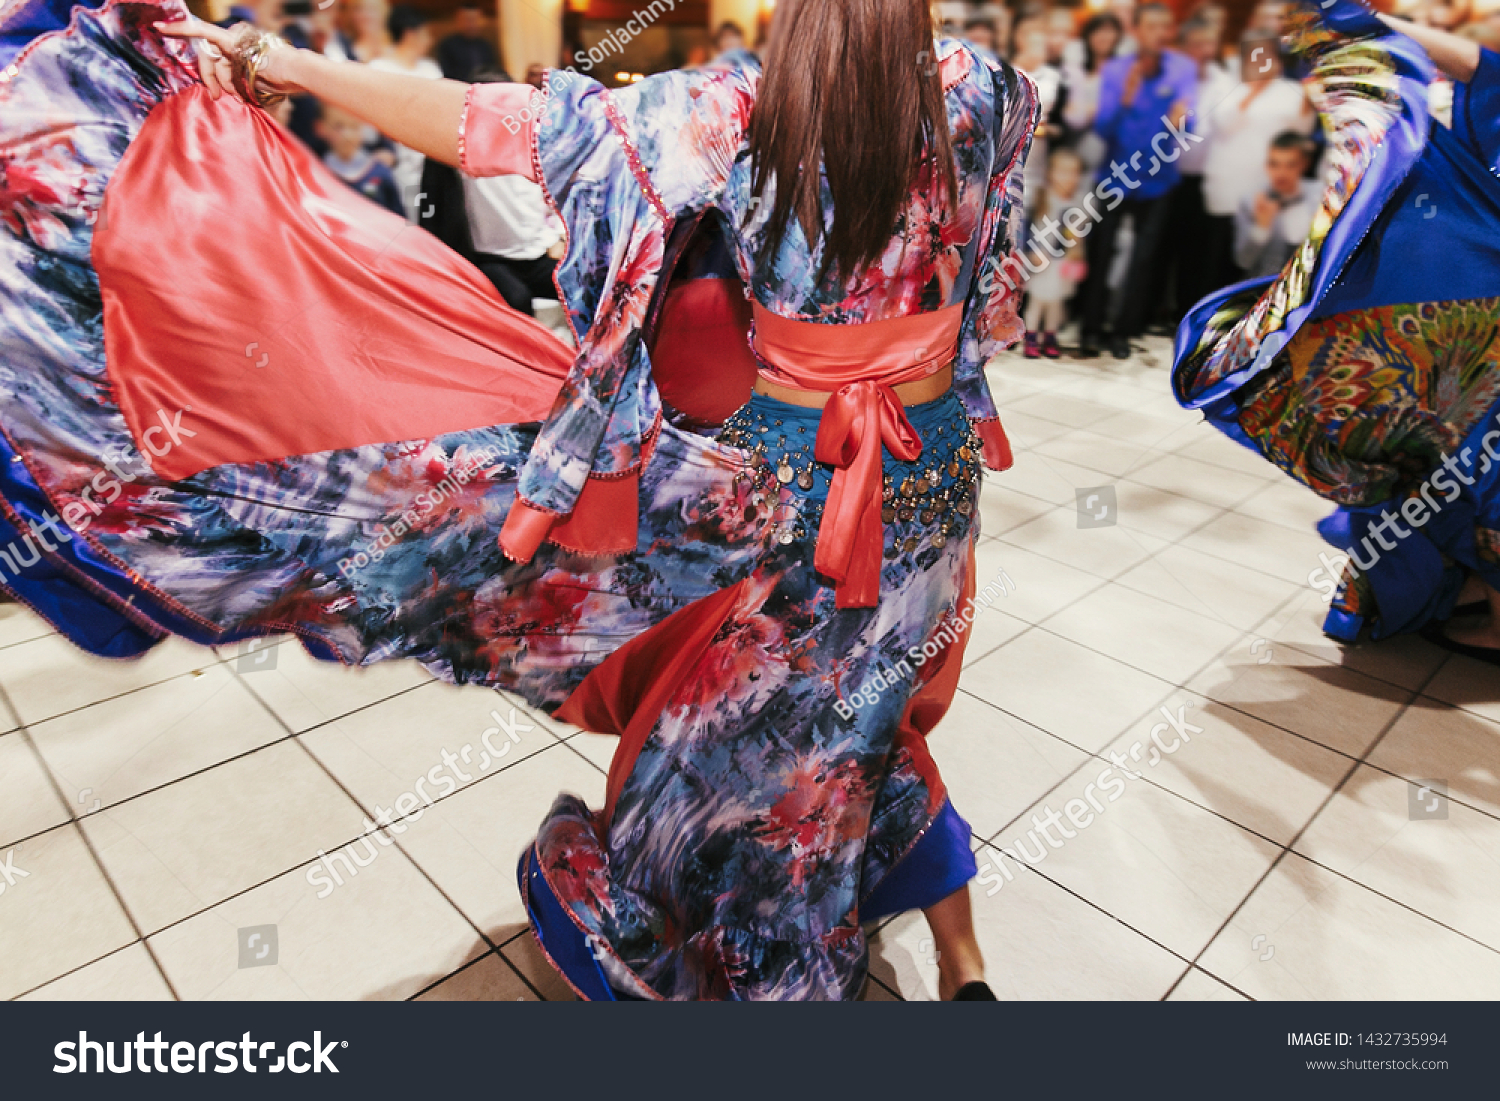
<box><xmin>747</xmin><ymin>0</ymin><xmax>959</xmax><ymax>284</ymax></box>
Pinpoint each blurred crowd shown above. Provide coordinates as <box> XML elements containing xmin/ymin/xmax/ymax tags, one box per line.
<box><xmin>955</xmin><ymin>0</ymin><xmax>1500</xmax><ymax>359</ymax></box>
<box><xmin>234</xmin><ymin>0</ymin><xmax>564</xmax><ymax>326</ymax></box>
<box><xmin>236</xmin><ymin>0</ymin><xmax>1500</xmax><ymax>358</ymax></box>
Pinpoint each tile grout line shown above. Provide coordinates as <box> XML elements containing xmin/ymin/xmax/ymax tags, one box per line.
<box><xmin>6</xmin><ymin>644</ymin><xmax>230</xmax><ymax>730</ymax></box>
<box><xmin>975</xmin><ymin>570</ymin><xmax>1495</xmax><ymax>992</ymax></box>
<box><xmin>968</xmin><ymin>585</ymin><xmax>1397</xmax><ymax>995</ymax></box>
<box><xmin>10</xmin><ymin>940</ymin><xmax>158</xmax><ymax>1002</ymax></box>
<box><xmin>1165</xmin><ymin>656</ymin><xmax>1462</xmax><ymax>998</ymax></box>
<box><xmin>7</xmin><ymin>678</ymin><xmax>437</xmax><ymax>851</ymax></box>
<box><xmin>36</xmin><ymin>715</ymin><xmax>569</xmax><ymax>962</ymax></box>
<box><xmin>958</xmin><ymin>586</ymin><xmax>1307</xmax><ymax>845</ymax></box>
<box><xmin>405</xmin><ymin>944</ymin><xmax>549</xmax><ymax>1003</ymax></box>
<box><xmin>0</xmin><ymin>669</ymin><xmax>183</xmax><ymax>1001</ymax></box>
<box><xmin>19</xmin><ymin>653</ymin><xmax>559</xmax><ymax>997</ymax></box>
<box><xmin>6</xmin><ymin>663</ymin><xmax>439</xmax><ymax>854</ymax></box>
<box><xmin>969</xmin><ymin>585</ymin><xmax>1309</xmax><ymax>841</ymax></box>
<box><xmin>972</xmin><ymin>840</ymin><xmax>1203</xmax><ymax>974</ymax></box>
<box><xmin>275</xmin><ymin>698</ymin><xmax>545</xmax><ymax>971</ymax></box>
<box><xmin>228</xmin><ymin>661</ymin><xmax>563</xmax><ymax>998</ymax></box>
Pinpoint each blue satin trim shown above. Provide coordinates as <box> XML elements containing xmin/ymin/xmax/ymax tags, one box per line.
<box><xmin>517</xmin><ymin>845</ymin><xmax>622</xmax><ymax>1002</ymax></box>
<box><xmin>0</xmin><ymin>500</ymin><xmax>158</xmax><ymax>656</ymax></box>
<box><xmin>517</xmin><ymin>799</ymin><xmax>977</xmax><ymax>1000</ymax></box>
<box><xmin>0</xmin><ymin>427</ymin><xmax>340</xmax><ymax>660</ymax></box>
<box><xmin>861</xmin><ymin>798</ymin><xmax>978</xmax><ymax>922</ymax></box>
<box><xmin>0</xmin><ymin>0</ymin><xmax>107</xmax><ymax>65</ymax></box>
<box><xmin>0</xmin><ymin>436</ymin><xmax>163</xmax><ymax>656</ymax></box>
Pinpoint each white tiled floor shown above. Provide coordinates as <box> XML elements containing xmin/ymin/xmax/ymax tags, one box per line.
<box><xmin>2</xmin><ymin>338</ymin><xmax>1497</xmax><ymax>1001</ymax></box>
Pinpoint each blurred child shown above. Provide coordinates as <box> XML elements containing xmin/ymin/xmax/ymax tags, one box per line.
<box><xmin>1234</xmin><ymin>130</ymin><xmax>1317</xmax><ymax>280</ymax></box>
<box><xmin>317</xmin><ymin>102</ymin><xmax>405</xmax><ymax>217</ymax></box>
<box><xmin>1024</xmin><ymin>147</ymin><xmax>1089</xmax><ymax>359</ymax></box>
<box><xmin>1012</xmin><ymin>11</ymin><xmax>1061</xmax><ymax>211</ymax></box>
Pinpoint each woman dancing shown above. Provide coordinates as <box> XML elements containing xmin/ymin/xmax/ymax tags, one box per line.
<box><xmin>0</xmin><ymin>0</ymin><xmax>1036</xmax><ymax>997</ymax></box>
<box><xmin>1173</xmin><ymin>0</ymin><xmax>1500</xmax><ymax>666</ymax></box>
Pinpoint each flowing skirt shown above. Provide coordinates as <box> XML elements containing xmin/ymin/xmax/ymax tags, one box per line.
<box><xmin>0</xmin><ymin>0</ymin><xmax>995</xmax><ymax>998</ymax></box>
<box><xmin>525</xmin><ymin>391</ymin><xmax>993</xmax><ymax>1000</ymax></box>
<box><xmin>1172</xmin><ymin>0</ymin><xmax>1500</xmax><ymax>640</ymax></box>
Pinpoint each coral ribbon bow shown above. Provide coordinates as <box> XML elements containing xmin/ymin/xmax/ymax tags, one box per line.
<box><xmin>813</xmin><ymin>381</ymin><xmax>923</xmax><ymax>609</ymax></box>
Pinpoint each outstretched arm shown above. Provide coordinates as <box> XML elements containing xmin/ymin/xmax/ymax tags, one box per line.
<box><xmin>1377</xmin><ymin>13</ymin><xmax>1481</xmax><ymax>82</ymax></box>
<box><xmin>159</xmin><ymin>18</ymin><xmax>472</xmax><ymax>167</ymax></box>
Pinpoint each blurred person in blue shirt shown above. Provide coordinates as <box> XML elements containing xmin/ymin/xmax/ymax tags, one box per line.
<box><xmin>436</xmin><ymin>2</ymin><xmax>498</xmax><ymax>82</ymax></box>
<box><xmin>318</xmin><ymin>102</ymin><xmax>405</xmax><ymax>217</ymax></box>
<box><xmin>1077</xmin><ymin>2</ymin><xmax>1196</xmax><ymax>358</ymax></box>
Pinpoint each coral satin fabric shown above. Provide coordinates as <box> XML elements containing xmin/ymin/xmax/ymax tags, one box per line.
<box><xmin>556</xmin><ymin>578</ymin><xmax>749</xmax><ymax>828</ymax></box>
<box><xmin>651</xmin><ymin>278</ymin><xmax>759</xmax><ymax>427</ymax></box>
<box><xmin>94</xmin><ymin>88</ymin><xmax>575</xmax><ymax>483</ymax></box>
<box><xmin>752</xmin><ymin>302</ymin><xmax>965</xmax><ymax>393</ymax></box>
<box><xmin>813</xmin><ymin>382</ymin><xmax>923</xmax><ymax>608</ymax></box>
<box><xmin>751</xmin><ymin>303</ymin><xmax>965</xmax><ymax>608</ymax></box>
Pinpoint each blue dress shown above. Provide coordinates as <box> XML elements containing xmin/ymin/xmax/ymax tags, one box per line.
<box><xmin>1173</xmin><ymin>0</ymin><xmax>1500</xmax><ymax>642</ymax></box>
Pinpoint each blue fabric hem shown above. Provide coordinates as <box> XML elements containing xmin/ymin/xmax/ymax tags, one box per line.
<box><xmin>1321</xmin><ymin>605</ymin><xmax>1364</xmax><ymax>642</ymax></box>
<box><xmin>0</xmin><ymin>428</ymin><xmax>305</xmax><ymax>656</ymax></box>
<box><xmin>1310</xmin><ymin>386</ymin><xmax>1500</xmax><ymax>638</ymax></box>
<box><xmin>861</xmin><ymin>798</ymin><xmax>978</xmax><ymax>922</ymax></box>
<box><xmin>517</xmin><ymin>845</ymin><xmax>622</xmax><ymax>1002</ymax></box>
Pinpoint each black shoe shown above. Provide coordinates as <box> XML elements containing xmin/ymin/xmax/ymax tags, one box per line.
<box><xmin>952</xmin><ymin>981</ymin><xmax>998</xmax><ymax>1001</ymax></box>
<box><xmin>1110</xmin><ymin>336</ymin><xmax>1132</xmax><ymax>359</ymax></box>
<box><xmin>1076</xmin><ymin>334</ymin><xmax>1101</xmax><ymax>358</ymax></box>
<box><xmin>1420</xmin><ymin>621</ymin><xmax>1500</xmax><ymax>667</ymax></box>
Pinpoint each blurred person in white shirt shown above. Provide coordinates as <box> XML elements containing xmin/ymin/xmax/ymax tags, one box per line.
<box><xmin>1156</xmin><ymin>14</ymin><xmax>1231</xmax><ymax>321</ymax></box>
<box><xmin>367</xmin><ymin>4</ymin><xmax>442</xmax><ymax>221</ymax></box>
<box><xmin>1198</xmin><ymin>30</ymin><xmax>1313</xmax><ymax>291</ymax></box>
<box><xmin>417</xmin><ymin>72</ymin><xmax>565</xmax><ymax>320</ymax></box>
<box><xmin>1060</xmin><ymin>11</ymin><xmax>1123</xmax><ymax>174</ymax></box>
<box><xmin>463</xmin><ymin>175</ymin><xmax>565</xmax><ymax>318</ymax></box>
<box><xmin>1012</xmin><ymin>10</ymin><xmax>1062</xmax><ymax>212</ymax></box>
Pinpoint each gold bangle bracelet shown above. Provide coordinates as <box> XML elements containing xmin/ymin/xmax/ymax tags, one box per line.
<box><xmin>231</xmin><ymin>26</ymin><xmax>286</xmax><ymax>109</ymax></box>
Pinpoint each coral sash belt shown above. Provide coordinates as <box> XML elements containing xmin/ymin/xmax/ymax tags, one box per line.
<box><xmin>750</xmin><ymin>302</ymin><xmax>965</xmax><ymax>610</ymax></box>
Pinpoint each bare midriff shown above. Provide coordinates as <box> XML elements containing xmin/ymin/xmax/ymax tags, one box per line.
<box><xmin>754</xmin><ymin>364</ymin><xmax>954</xmax><ymax>408</ymax></box>
<box><xmin>746</xmin><ymin>301</ymin><xmax>968</xmax><ymax>609</ymax></box>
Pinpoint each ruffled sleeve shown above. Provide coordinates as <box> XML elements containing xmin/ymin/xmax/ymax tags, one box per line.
<box><xmin>458</xmin><ymin>82</ymin><xmax>545</xmax><ymax>181</ymax></box>
<box><xmin>483</xmin><ymin>60</ymin><xmax>756</xmax><ymax>561</ymax></box>
<box><xmin>954</xmin><ymin>59</ymin><xmax>1039</xmax><ymax>472</ymax></box>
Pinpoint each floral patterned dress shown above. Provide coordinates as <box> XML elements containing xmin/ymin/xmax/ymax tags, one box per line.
<box><xmin>1173</xmin><ymin>0</ymin><xmax>1500</xmax><ymax>640</ymax></box>
<box><xmin>0</xmin><ymin>0</ymin><xmax>1036</xmax><ymax>998</ymax></box>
